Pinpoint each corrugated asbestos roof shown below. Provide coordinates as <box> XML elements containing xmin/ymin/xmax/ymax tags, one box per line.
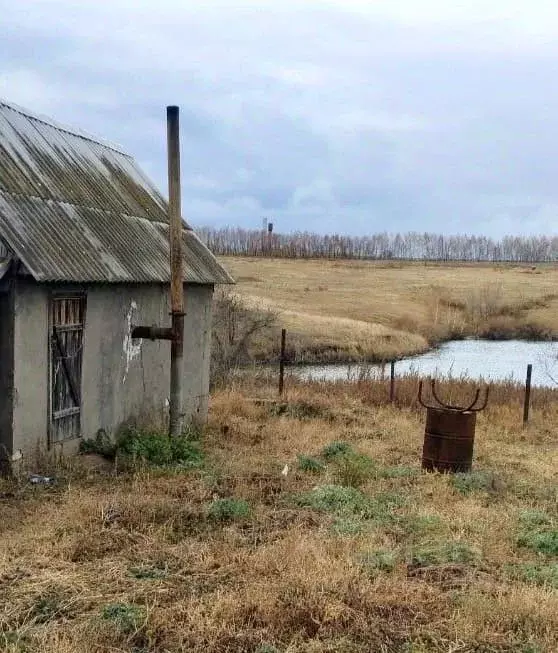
<box><xmin>0</xmin><ymin>100</ymin><xmax>234</xmax><ymax>284</ymax></box>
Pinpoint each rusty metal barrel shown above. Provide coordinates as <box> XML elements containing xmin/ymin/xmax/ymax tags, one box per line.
<box><xmin>418</xmin><ymin>380</ymin><xmax>489</xmax><ymax>473</ymax></box>
<box><xmin>422</xmin><ymin>408</ymin><xmax>476</xmax><ymax>472</ymax></box>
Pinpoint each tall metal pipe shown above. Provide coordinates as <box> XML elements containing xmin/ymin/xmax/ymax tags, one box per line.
<box><xmin>167</xmin><ymin>105</ymin><xmax>184</xmax><ymax>436</ymax></box>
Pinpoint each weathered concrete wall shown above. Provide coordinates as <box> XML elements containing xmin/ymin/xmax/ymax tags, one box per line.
<box><xmin>0</xmin><ymin>287</ymin><xmax>15</xmax><ymax>459</ymax></box>
<box><xmin>12</xmin><ymin>281</ymin><xmax>49</xmax><ymax>456</ymax></box>
<box><xmin>11</xmin><ymin>281</ymin><xmax>214</xmax><ymax>456</ymax></box>
<box><xmin>81</xmin><ymin>283</ymin><xmax>214</xmax><ymax>439</ymax></box>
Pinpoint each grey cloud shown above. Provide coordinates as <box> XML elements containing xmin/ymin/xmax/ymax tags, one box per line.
<box><xmin>2</xmin><ymin>1</ymin><xmax>558</xmax><ymax>235</ymax></box>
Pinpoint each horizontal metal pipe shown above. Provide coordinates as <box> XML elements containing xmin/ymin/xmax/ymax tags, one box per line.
<box><xmin>131</xmin><ymin>325</ymin><xmax>174</xmax><ymax>340</ymax></box>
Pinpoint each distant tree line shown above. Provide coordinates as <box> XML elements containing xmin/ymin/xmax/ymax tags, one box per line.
<box><xmin>197</xmin><ymin>227</ymin><xmax>558</xmax><ymax>263</ymax></box>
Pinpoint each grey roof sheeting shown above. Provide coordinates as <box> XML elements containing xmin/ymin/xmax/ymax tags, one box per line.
<box><xmin>0</xmin><ymin>239</ymin><xmax>11</xmax><ymax>279</ymax></box>
<box><xmin>0</xmin><ymin>100</ymin><xmax>234</xmax><ymax>284</ymax></box>
<box><xmin>0</xmin><ymin>192</ymin><xmax>233</xmax><ymax>283</ymax></box>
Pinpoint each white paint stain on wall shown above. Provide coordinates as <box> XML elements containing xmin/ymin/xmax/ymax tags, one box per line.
<box><xmin>123</xmin><ymin>300</ymin><xmax>142</xmax><ymax>383</ymax></box>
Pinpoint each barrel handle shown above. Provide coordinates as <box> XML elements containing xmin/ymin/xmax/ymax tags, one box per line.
<box><xmin>469</xmin><ymin>386</ymin><xmax>490</xmax><ymax>412</ymax></box>
<box><xmin>418</xmin><ymin>380</ymin><xmax>437</xmax><ymax>409</ymax></box>
<box><xmin>418</xmin><ymin>379</ymin><xmax>489</xmax><ymax>413</ymax></box>
<box><xmin>430</xmin><ymin>379</ymin><xmax>480</xmax><ymax>411</ymax></box>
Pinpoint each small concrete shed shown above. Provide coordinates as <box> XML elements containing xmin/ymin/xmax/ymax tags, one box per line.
<box><xmin>0</xmin><ymin>100</ymin><xmax>233</xmax><ymax>463</ymax></box>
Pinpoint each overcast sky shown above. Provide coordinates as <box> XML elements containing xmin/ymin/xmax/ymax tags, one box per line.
<box><xmin>3</xmin><ymin>0</ymin><xmax>558</xmax><ymax>236</ymax></box>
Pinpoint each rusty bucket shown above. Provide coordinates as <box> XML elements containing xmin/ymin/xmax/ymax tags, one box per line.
<box><xmin>418</xmin><ymin>380</ymin><xmax>489</xmax><ymax>473</ymax></box>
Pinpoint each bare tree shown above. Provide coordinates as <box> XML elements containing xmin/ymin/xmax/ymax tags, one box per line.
<box><xmin>211</xmin><ymin>290</ymin><xmax>278</xmax><ymax>387</ymax></box>
<box><xmin>197</xmin><ymin>226</ymin><xmax>558</xmax><ymax>263</ymax></box>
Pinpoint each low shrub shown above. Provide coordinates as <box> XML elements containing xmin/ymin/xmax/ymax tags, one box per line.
<box><xmin>116</xmin><ymin>426</ymin><xmax>203</xmax><ymax>468</ymax></box>
<box><xmin>80</xmin><ymin>425</ymin><xmax>204</xmax><ymax>469</ymax></box>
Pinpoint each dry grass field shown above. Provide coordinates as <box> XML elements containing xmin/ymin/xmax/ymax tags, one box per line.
<box><xmin>218</xmin><ymin>258</ymin><xmax>558</xmax><ymax>363</ymax></box>
<box><xmin>1</xmin><ymin>376</ymin><xmax>557</xmax><ymax>652</ymax></box>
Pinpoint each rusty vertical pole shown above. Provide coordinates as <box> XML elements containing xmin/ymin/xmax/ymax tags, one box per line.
<box><xmin>389</xmin><ymin>360</ymin><xmax>395</xmax><ymax>403</ymax></box>
<box><xmin>523</xmin><ymin>363</ymin><xmax>532</xmax><ymax>426</ymax></box>
<box><xmin>167</xmin><ymin>106</ymin><xmax>184</xmax><ymax>436</ymax></box>
<box><xmin>279</xmin><ymin>328</ymin><xmax>286</xmax><ymax>396</ymax></box>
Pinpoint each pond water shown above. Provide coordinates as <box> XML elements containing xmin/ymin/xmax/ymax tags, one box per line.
<box><xmin>292</xmin><ymin>340</ymin><xmax>558</xmax><ymax>388</ymax></box>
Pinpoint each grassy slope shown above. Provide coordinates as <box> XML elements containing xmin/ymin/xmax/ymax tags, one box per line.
<box><xmin>219</xmin><ymin>257</ymin><xmax>558</xmax><ymax>363</ymax></box>
<box><xmin>1</xmin><ymin>377</ymin><xmax>557</xmax><ymax>652</ymax></box>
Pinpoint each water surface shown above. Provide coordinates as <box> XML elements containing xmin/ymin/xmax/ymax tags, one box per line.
<box><xmin>293</xmin><ymin>340</ymin><xmax>558</xmax><ymax>388</ymax></box>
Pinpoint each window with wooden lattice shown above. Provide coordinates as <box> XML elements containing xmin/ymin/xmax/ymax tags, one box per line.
<box><xmin>50</xmin><ymin>295</ymin><xmax>86</xmax><ymax>443</ymax></box>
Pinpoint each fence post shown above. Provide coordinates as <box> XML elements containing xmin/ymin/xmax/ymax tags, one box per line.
<box><xmin>389</xmin><ymin>360</ymin><xmax>396</xmax><ymax>403</ymax></box>
<box><xmin>279</xmin><ymin>328</ymin><xmax>286</xmax><ymax>396</ymax></box>
<box><xmin>523</xmin><ymin>364</ymin><xmax>532</xmax><ymax>426</ymax></box>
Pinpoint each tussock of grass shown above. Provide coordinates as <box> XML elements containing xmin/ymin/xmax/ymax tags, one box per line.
<box><xmin>450</xmin><ymin>470</ymin><xmax>497</xmax><ymax>494</ymax></box>
<box><xmin>409</xmin><ymin>541</ymin><xmax>480</xmax><ymax>568</ymax></box>
<box><xmin>400</xmin><ymin>514</ymin><xmax>444</xmax><ymax>539</ymax></box>
<box><xmin>518</xmin><ymin>530</ymin><xmax>558</xmax><ymax>556</ymax></box>
<box><xmin>101</xmin><ymin>602</ymin><xmax>144</xmax><ymax>634</ymax></box>
<box><xmin>301</xmin><ymin>443</ymin><xmax>416</xmax><ymax>487</ymax></box>
<box><xmin>330</xmin><ymin>516</ymin><xmax>366</xmax><ymax>536</ymax></box>
<box><xmin>516</xmin><ymin>509</ymin><xmax>558</xmax><ymax>556</ymax></box>
<box><xmin>296</xmin><ymin>455</ymin><xmax>325</xmax><ymax>473</ymax></box>
<box><xmin>379</xmin><ymin>465</ymin><xmax>419</xmax><ymax>479</ymax></box>
<box><xmin>30</xmin><ymin>592</ymin><xmax>72</xmax><ymax>624</ymax></box>
<box><xmin>518</xmin><ymin>509</ymin><xmax>553</xmax><ymax>528</ymax></box>
<box><xmin>331</xmin><ymin>451</ymin><xmax>376</xmax><ymax>488</ymax></box>
<box><xmin>506</xmin><ymin>562</ymin><xmax>558</xmax><ymax>589</ymax></box>
<box><xmin>358</xmin><ymin>550</ymin><xmax>398</xmax><ymax>574</ymax></box>
<box><xmin>321</xmin><ymin>441</ymin><xmax>353</xmax><ymax>459</ymax></box>
<box><xmin>208</xmin><ymin>497</ymin><xmax>251</xmax><ymax>521</ymax></box>
<box><xmin>294</xmin><ymin>485</ymin><xmax>406</xmax><ymax>534</ymax></box>
<box><xmin>255</xmin><ymin>646</ymin><xmax>280</xmax><ymax>653</ymax></box>
<box><xmin>294</xmin><ymin>484</ymin><xmax>370</xmax><ymax>515</ymax></box>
